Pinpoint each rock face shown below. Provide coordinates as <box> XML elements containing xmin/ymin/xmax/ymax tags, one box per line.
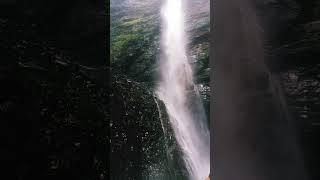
<box><xmin>0</xmin><ymin>0</ymin><xmax>107</xmax><ymax>66</ymax></box>
<box><xmin>0</xmin><ymin>4</ymin><xmax>187</xmax><ymax>179</ymax></box>
<box><xmin>212</xmin><ymin>1</ymin><xmax>305</xmax><ymax>179</ymax></box>
<box><xmin>0</xmin><ymin>2</ymin><xmax>111</xmax><ymax>180</ymax></box>
<box><xmin>110</xmin><ymin>73</ymin><xmax>189</xmax><ymax>179</ymax></box>
<box><xmin>212</xmin><ymin>0</ymin><xmax>320</xmax><ymax>179</ymax></box>
<box><xmin>273</xmin><ymin>1</ymin><xmax>320</xmax><ymax>179</ymax></box>
<box><xmin>0</xmin><ymin>17</ymin><xmax>109</xmax><ymax>179</ymax></box>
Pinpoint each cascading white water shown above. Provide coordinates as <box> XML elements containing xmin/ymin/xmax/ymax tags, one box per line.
<box><xmin>156</xmin><ymin>0</ymin><xmax>210</xmax><ymax>179</ymax></box>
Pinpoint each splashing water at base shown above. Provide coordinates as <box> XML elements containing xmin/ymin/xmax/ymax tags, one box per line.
<box><xmin>156</xmin><ymin>0</ymin><xmax>210</xmax><ymax>179</ymax></box>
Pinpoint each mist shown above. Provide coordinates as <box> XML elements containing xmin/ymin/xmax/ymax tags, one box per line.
<box><xmin>211</xmin><ymin>0</ymin><xmax>306</xmax><ymax>179</ymax></box>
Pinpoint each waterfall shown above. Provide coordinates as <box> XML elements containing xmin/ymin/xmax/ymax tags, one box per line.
<box><xmin>155</xmin><ymin>0</ymin><xmax>210</xmax><ymax>179</ymax></box>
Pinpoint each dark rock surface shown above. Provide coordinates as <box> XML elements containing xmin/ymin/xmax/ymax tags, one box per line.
<box><xmin>0</xmin><ymin>0</ymin><xmax>107</xmax><ymax>66</ymax></box>
<box><xmin>212</xmin><ymin>0</ymin><xmax>320</xmax><ymax>179</ymax></box>
<box><xmin>0</xmin><ymin>15</ymin><xmax>109</xmax><ymax>180</ymax></box>
<box><xmin>275</xmin><ymin>1</ymin><xmax>320</xmax><ymax>179</ymax></box>
<box><xmin>0</xmin><ymin>3</ymin><xmax>181</xmax><ymax>179</ymax></box>
<box><xmin>110</xmin><ymin>73</ymin><xmax>189</xmax><ymax>179</ymax></box>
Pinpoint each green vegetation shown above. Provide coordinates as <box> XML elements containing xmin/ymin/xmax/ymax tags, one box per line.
<box><xmin>111</xmin><ymin>13</ymin><xmax>160</xmax><ymax>84</ymax></box>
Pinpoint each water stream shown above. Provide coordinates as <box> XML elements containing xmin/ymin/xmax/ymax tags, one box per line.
<box><xmin>155</xmin><ymin>0</ymin><xmax>210</xmax><ymax>179</ymax></box>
